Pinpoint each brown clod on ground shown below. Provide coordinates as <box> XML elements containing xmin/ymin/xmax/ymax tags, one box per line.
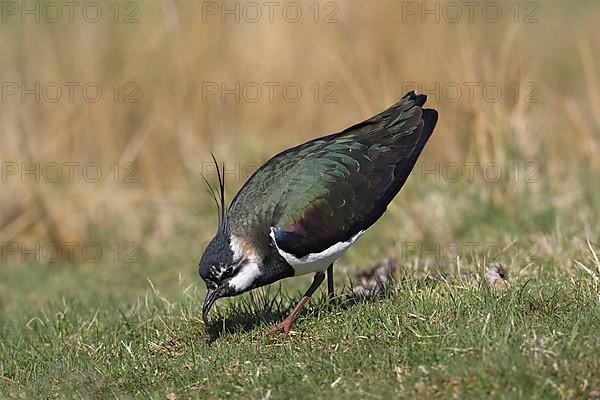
<box><xmin>588</xmin><ymin>390</ymin><xmax>600</xmax><ymax>399</ymax></box>
<box><xmin>349</xmin><ymin>258</ymin><xmax>397</xmax><ymax>298</ymax></box>
<box><xmin>484</xmin><ymin>265</ymin><xmax>509</xmax><ymax>292</ymax></box>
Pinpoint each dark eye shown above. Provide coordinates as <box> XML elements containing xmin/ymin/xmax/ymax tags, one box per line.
<box><xmin>224</xmin><ymin>266</ymin><xmax>234</xmax><ymax>277</ymax></box>
<box><xmin>206</xmin><ymin>280</ymin><xmax>218</xmax><ymax>290</ymax></box>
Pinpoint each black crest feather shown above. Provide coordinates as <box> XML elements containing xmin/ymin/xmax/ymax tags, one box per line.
<box><xmin>200</xmin><ymin>153</ymin><xmax>227</xmax><ymax>234</ymax></box>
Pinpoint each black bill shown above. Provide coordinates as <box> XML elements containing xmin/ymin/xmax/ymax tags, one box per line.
<box><xmin>202</xmin><ymin>288</ymin><xmax>220</xmax><ymax>325</ymax></box>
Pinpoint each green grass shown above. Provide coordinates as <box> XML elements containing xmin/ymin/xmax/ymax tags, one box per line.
<box><xmin>1</xmin><ymin>174</ymin><xmax>600</xmax><ymax>399</ymax></box>
<box><xmin>1</xmin><ymin>267</ymin><xmax>599</xmax><ymax>399</ymax></box>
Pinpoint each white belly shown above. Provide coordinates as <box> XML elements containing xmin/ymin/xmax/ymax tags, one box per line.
<box><xmin>270</xmin><ymin>228</ymin><xmax>364</xmax><ymax>276</ymax></box>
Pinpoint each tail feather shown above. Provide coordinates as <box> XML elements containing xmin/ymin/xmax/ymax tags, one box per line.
<box><xmin>381</xmin><ymin>96</ymin><xmax>439</xmax><ymax>204</ymax></box>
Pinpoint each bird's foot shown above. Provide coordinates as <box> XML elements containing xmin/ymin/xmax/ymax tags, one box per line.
<box><xmin>268</xmin><ymin>318</ymin><xmax>295</xmax><ymax>336</ymax></box>
<box><xmin>327</xmin><ymin>299</ymin><xmax>341</xmax><ymax>310</ymax></box>
<box><xmin>329</xmin><ymin>292</ymin><xmax>341</xmax><ymax>304</ymax></box>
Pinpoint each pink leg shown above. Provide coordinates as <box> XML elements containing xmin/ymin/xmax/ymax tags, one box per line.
<box><xmin>271</xmin><ymin>271</ymin><xmax>325</xmax><ymax>336</ymax></box>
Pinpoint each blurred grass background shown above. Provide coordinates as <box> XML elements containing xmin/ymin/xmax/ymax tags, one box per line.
<box><xmin>0</xmin><ymin>0</ymin><xmax>599</xmax><ymax>310</ymax></box>
<box><xmin>1</xmin><ymin>1</ymin><xmax>600</xmax><ymax>398</ymax></box>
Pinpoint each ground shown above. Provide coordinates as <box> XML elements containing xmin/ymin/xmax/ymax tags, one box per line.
<box><xmin>0</xmin><ymin>267</ymin><xmax>598</xmax><ymax>399</ymax></box>
<box><xmin>1</xmin><ymin>177</ymin><xmax>599</xmax><ymax>398</ymax></box>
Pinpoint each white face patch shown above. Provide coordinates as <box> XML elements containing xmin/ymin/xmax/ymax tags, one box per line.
<box><xmin>229</xmin><ymin>234</ymin><xmax>260</xmax><ymax>263</ymax></box>
<box><xmin>227</xmin><ymin>234</ymin><xmax>262</xmax><ymax>292</ymax></box>
<box><xmin>228</xmin><ymin>261</ymin><xmax>261</xmax><ymax>291</ymax></box>
<box><xmin>229</xmin><ymin>235</ymin><xmax>244</xmax><ymax>261</ymax></box>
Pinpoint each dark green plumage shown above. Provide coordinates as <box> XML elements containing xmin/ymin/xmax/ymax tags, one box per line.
<box><xmin>228</xmin><ymin>91</ymin><xmax>438</xmax><ymax>258</ymax></box>
<box><xmin>198</xmin><ymin>91</ymin><xmax>438</xmax><ymax>329</ymax></box>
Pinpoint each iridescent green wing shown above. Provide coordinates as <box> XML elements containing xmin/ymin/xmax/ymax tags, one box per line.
<box><xmin>228</xmin><ymin>92</ymin><xmax>438</xmax><ymax>257</ymax></box>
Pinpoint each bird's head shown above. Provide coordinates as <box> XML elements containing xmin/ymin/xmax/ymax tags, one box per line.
<box><xmin>198</xmin><ymin>231</ymin><xmax>262</xmax><ymax>325</ymax></box>
<box><xmin>198</xmin><ymin>155</ymin><xmax>263</xmax><ymax>325</ymax></box>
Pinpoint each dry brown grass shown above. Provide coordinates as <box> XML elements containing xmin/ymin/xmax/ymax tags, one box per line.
<box><xmin>0</xmin><ymin>0</ymin><xmax>598</xmax><ymax>261</ymax></box>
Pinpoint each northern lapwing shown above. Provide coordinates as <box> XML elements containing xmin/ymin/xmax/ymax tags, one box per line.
<box><xmin>199</xmin><ymin>91</ymin><xmax>438</xmax><ymax>335</ymax></box>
